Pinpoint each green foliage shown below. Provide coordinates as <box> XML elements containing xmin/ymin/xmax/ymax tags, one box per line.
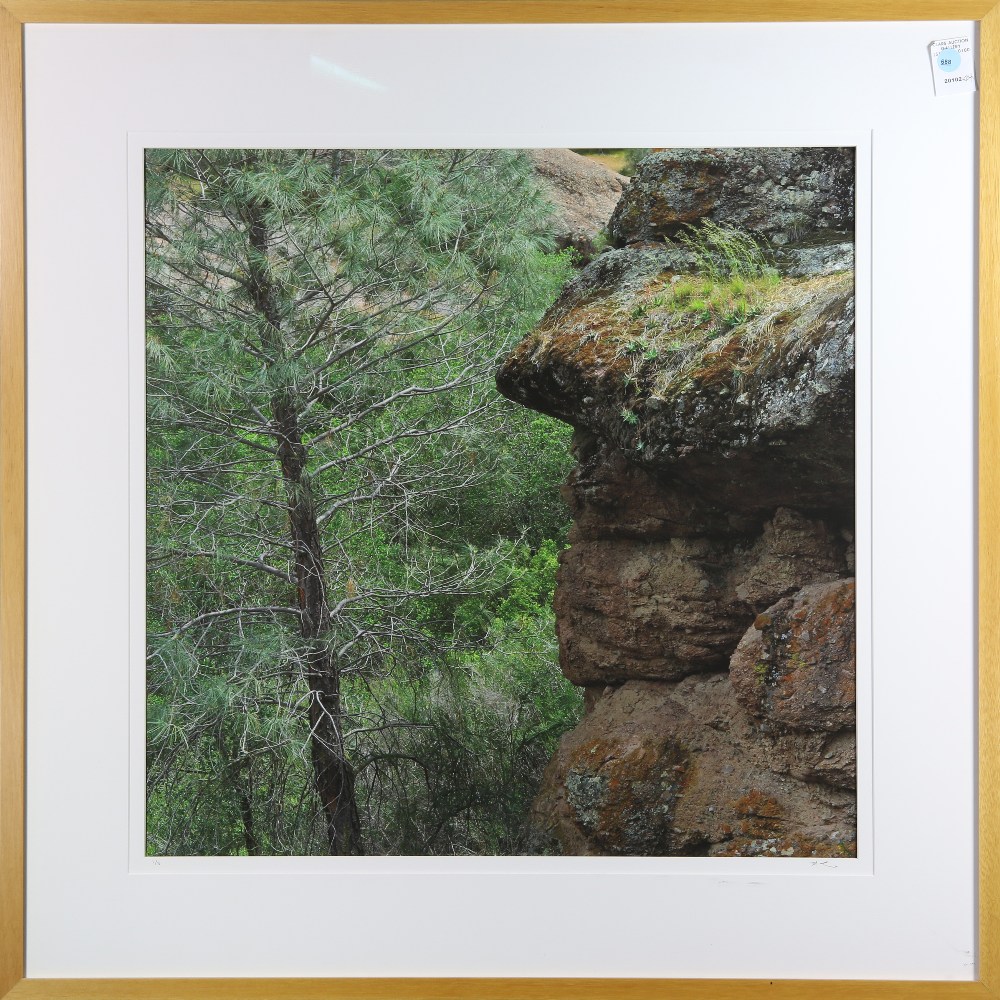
<box><xmin>674</xmin><ymin>219</ymin><xmax>778</xmax><ymax>283</ymax></box>
<box><xmin>612</xmin><ymin>267</ymin><xmax>783</xmax><ymax>351</ymax></box>
<box><xmin>341</xmin><ymin>544</ymin><xmax>582</xmax><ymax>855</ymax></box>
<box><xmin>145</xmin><ymin>148</ymin><xmax>579</xmax><ymax>856</ymax></box>
<box><xmin>494</xmin><ymin>539</ymin><xmax>563</xmax><ymax>623</ymax></box>
<box><xmin>671</xmin><ymin>280</ymin><xmax>695</xmax><ymax>303</ymax></box>
<box><xmin>571</xmin><ymin>148</ymin><xmax>651</xmax><ymax>178</ymax></box>
<box><xmin>621</xmin><ymin>148</ymin><xmax>653</xmax><ymax>176</ymax></box>
<box><xmin>606</xmin><ymin>224</ymin><xmax>783</xmax><ymax>356</ymax></box>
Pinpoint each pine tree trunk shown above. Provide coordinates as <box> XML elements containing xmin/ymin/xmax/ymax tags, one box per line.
<box><xmin>246</xmin><ymin>209</ymin><xmax>362</xmax><ymax>856</ymax></box>
<box><xmin>273</xmin><ymin>397</ymin><xmax>362</xmax><ymax>855</ymax></box>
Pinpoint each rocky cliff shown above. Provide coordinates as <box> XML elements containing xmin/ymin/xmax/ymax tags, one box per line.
<box><xmin>498</xmin><ymin>147</ymin><xmax>857</xmax><ymax>857</ymax></box>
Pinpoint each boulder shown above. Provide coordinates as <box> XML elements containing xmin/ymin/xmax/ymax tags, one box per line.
<box><xmin>527</xmin><ymin>148</ymin><xmax>628</xmax><ymax>262</ymax></box>
<box><xmin>775</xmin><ymin>242</ymin><xmax>855</xmax><ymax>278</ymax></box>
<box><xmin>730</xmin><ymin>578</ymin><xmax>857</xmax><ymax>731</ymax></box>
<box><xmin>608</xmin><ymin>147</ymin><xmax>854</xmax><ymax>253</ymax></box>
<box><xmin>497</xmin><ymin>246</ymin><xmax>855</xmax><ymax>517</ymax></box>
<box><xmin>528</xmin><ymin>676</ymin><xmax>856</xmax><ymax>857</ymax></box>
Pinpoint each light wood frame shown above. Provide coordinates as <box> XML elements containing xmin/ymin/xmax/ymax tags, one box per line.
<box><xmin>0</xmin><ymin>3</ymin><xmax>993</xmax><ymax>997</ymax></box>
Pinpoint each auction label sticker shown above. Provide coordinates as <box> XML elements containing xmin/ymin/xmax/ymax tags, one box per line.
<box><xmin>930</xmin><ymin>35</ymin><xmax>976</xmax><ymax>96</ymax></box>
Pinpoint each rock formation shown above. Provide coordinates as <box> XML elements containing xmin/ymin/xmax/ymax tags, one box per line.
<box><xmin>499</xmin><ymin>147</ymin><xmax>857</xmax><ymax>857</ymax></box>
<box><xmin>527</xmin><ymin>148</ymin><xmax>629</xmax><ymax>262</ymax></box>
<box><xmin>608</xmin><ymin>147</ymin><xmax>854</xmax><ymax>276</ymax></box>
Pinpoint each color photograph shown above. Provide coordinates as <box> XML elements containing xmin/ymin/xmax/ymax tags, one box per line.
<box><xmin>144</xmin><ymin>146</ymin><xmax>856</xmax><ymax>858</ymax></box>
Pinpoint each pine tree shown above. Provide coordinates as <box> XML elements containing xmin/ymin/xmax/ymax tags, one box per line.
<box><xmin>145</xmin><ymin>148</ymin><xmax>564</xmax><ymax>855</ymax></box>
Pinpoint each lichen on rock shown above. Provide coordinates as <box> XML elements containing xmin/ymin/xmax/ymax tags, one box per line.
<box><xmin>730</xmin><ymin>578</ymin><xmax>857</xmax><ymax>732</ymax></box>
<box><xmin>607</xmin><ymin>147</ymin><xmax>854</xmax><ymax>251</ymax></box>
<box><xmin>528</xmin><ymin>677</ymin><xmax>856</xmax><ymax>858</ymax></box>
<box><xmin>497</xmin><ymin>259</ymin><xmax>855</xmax><ymax>517</ymax></box>
<box><xmin>499</xmin><ymin>147</ymin><xmax>857</xmax><ymax>857</ymax></box>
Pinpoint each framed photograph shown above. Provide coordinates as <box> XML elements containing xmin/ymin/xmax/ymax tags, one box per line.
<box><xmin>0</xmin><ymin>2</ymin><xmax>993</xmax><ymax>997</ymax></box>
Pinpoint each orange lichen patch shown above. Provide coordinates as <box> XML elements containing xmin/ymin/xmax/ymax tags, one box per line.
<box><xmin>563</xmin><ymin>735</ymin><xmax>691</xmax><ymax>854</ymax></box>
<box><xmin>768</xmin><ymin>581</ymin><xmax>856</xmax><ymax>716</ymax></box>
<box><xmin>732</xmin><ymin>789</ymin><xmax>784</xmax><ymax>838</ymax></box>
<box><xmin>733</xmin><ymin>789</ymin><xmax>784</xmax><ymax>819</ymax></box>
<box><xmin>781</xmin><ymin>580</ymin><xmax>855</xmax><ymax>670</ymax></box>
<box><xmin>730</xmin><ymin>578</ymin><xmax>856</xmax><ymax>732</ymax></box>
